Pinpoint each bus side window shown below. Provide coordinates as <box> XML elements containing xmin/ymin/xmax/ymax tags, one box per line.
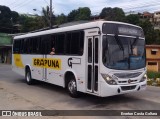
<box><xmin>20</xmin><ymin>39</ymin><xmax>24</xmax><ymax>53</ymax></box>
<box><xmin>41</xmin><ymin>35</ymin><xmax>51</xmax><ymax>54</ymax></box>
<box><xmin>29</xmin><ymin>38</ymin><xmax>33</xmax><ymax>54</ymax></box>
<box><xmin>65</xmin><ymin>31</ymin><xmax>84</xmax><ymax>55</ymax></box>
<box><xmin>23</xmin><ymin>39</ymin><xmax>27</xmax><ymax>54</ymax></box>
<box><xmin>13</xmin><ymin>40</ymin><xmax>21</xmax><ymax>54</ymax></box>
<box><xmin>50</xmin><ymin>35</ymin><xmax>56</xmax><ymax>54</ymax></box>
<box><xmin>56</xmin><ymin>34</ymin><xmax>65</xmax><ymax>54</ymax></box>
<box><xmin>66</xmin><ymin>33</ymin><xmax>71</xmax><ymax>55</ymax></box>
<box><xmin>79</xmin><ymin>31</ymin><xmax>84</xmax><ymax>55</ymax></box>
<box><xmin>32</xmin><ymin>37</ymin><xmax>41</xmax><ymax>54</ymax></box>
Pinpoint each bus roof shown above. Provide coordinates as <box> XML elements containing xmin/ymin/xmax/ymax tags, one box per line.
<box><xmin>14</xmin><ymin>20</ymin><xmax>142</xmax><ymax>39</ymax></box>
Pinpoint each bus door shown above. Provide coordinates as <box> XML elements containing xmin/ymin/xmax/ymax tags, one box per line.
<box><xmin>87</xmin><ymin>36</ymin><xmax>99</xmax><ymax>93</ymax></box>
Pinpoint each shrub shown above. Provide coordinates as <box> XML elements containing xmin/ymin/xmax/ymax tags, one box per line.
<box><xmin>147</xmin><ymin>71</ymin><xmax>160</xmax><ymax>79</ymax></box>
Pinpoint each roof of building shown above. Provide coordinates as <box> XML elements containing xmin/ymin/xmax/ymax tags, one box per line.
<box><xmin>146</xmin><ymin>45</ymin><xmax>160</xmax><ymax>48</ymax></box>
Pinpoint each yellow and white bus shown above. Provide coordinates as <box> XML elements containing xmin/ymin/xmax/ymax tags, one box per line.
<box><xmin>12</xmin><ymin>20</ymin><xmax>147</xmax><ymax>97</ymax></box>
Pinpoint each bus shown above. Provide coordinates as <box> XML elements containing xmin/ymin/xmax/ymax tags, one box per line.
<box><xmin>12</xmin><ymin>20</ymin><xmax>147</xmax><ymax>98</ymax></box>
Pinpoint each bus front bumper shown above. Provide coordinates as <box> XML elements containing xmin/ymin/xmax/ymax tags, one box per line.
<box><xmin>99</xmin><ymin>81</ymin><xmax>147</xmax><ymax>97</ymax></box>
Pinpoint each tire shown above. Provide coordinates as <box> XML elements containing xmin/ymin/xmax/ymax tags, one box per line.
<box><xmin>67</xmin><ymin>76</ymin><xmax>79</xmax><ymax>98</ymax></box>
<box><xmin>25</xmin><ymin>69</ymin><xmax>34</xmax><ymax>85</ymax></box>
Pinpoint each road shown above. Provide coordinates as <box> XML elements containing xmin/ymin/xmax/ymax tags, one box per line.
<box><xmin>0</xmin><ymin>64</ymin><xmax>160</xmax><ymax>119</ymax></box>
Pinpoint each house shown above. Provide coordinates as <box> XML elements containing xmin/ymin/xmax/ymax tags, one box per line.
<box><xmin>140</xmin><ymin>12</ymin><xmax>153</xmax><ymax>23</ymax></box>
<box><xmin>153</xmin><ymin>11</ymin><xmax>160</xmax><ymax>29</ymax></box>
<box><xmin>146</xmin><ymin>45</ymin><xmax>160</xmax><ymax>72</ymax></box>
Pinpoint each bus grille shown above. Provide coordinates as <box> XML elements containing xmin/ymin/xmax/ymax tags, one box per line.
<box><xmin>118</xmin><ymin>80</ymin><xmax>138</xmax><ymax>84</ymax></box>
<box><xmin>121</xmin><ymin>85</ymin><xmax>136</xmax><ymax>91</ymax></box>
<box><xmin>114</xmin><ymin>72</ymin><xmax>142</xmax><ymax>78</ymax></box>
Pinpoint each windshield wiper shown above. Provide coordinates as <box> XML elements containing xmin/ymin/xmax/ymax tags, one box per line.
<box><xmin>114</xmin><ymin>35</ymin><xmax>124</xmax><ymax>50</ymax></box>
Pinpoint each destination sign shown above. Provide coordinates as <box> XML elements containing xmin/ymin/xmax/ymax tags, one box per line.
<box><xmin>102</xmin><ymin>23</ymin><xmax>144</xmax><ymax>37</ymax></box>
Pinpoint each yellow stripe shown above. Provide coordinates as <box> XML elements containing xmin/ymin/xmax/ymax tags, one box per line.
<box><xmin>13</xmin><ymin>54</ymin><xmax>24</xmax><ymax>68</ymax></box>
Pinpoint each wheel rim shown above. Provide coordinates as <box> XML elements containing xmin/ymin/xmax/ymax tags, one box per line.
<box><xmin>68</xmin><ymin>80</ymin><xmax>77</xmax><ymax>94</ymax></box>
<box><xmin>26</xmin><ymin>72</ymin><xmax>30</xmax><ymax>82</ymax></box>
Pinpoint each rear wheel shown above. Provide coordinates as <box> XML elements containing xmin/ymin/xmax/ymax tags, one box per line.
<box><xmin>25</xmin><ymin>69</ymin><xmax>34</xmax><ymax>85</ymax></box>
<box><xmin>67</xmin><ymin>76</ymin><xmax>79</xmax><ymax>98</ymax></box>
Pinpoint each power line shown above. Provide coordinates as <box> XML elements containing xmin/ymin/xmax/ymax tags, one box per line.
<box><xmin>90</xmin><ymin>0</ymin><xmax>160</xmax><ymax>15</ymax></box>
<box><xmin>123</xmin><ymin>1</ymin><xmax>160</xmax><ymax>10</ymax></box>
<box><xmin>43</xmin><ymin>0</ymin><xmax>49</xmax><ymax>6</ymax></box>
<box><xmin>12</xmin><ymin>0</ymin><xmax>34</xmax><ymax>10</ymax></box>
<box><xmin>7</xmin><ymin>0</ymin><xmax>17</xmax><ymax>7</ymax></box>
<box><xmin>10</xmin><ymin>0</ymin><xmax>29</xmax><ymax>8</ymax></box>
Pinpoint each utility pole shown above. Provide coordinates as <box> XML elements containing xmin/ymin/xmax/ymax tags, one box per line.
<box><xmin>50</xmin><ymin>0</ymin><xmax>52</xmax><ymax>28</ymax></box>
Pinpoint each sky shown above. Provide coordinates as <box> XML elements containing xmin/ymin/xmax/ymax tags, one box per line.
<box><xmin>0</xmin><ymin>0</ymin><xmax>160</xmax><ymax>15</ymax></box>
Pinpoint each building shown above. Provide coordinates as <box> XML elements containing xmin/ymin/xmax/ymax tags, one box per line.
<box><xmin>146</xmin><ymin>45</ymin><xmax>160</xmax><ymax>72</ymax></box>
<box><xmin>0</xmin><ymin>33</ymin><xmax>12</xmax><ymax>64</ymax></box>
<box><xmin>140</xmin><ymin>12</ymin><xmax>153</xmax><ymax>23</ymax></box>
<box><xmin>153</xmin><ymin>11</ymin><xmax>160</xmax><ymax>29</ymax></box>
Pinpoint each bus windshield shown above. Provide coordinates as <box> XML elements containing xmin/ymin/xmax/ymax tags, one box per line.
<box><xmin>102</xmin><ymin>35</ymin><xmax>146</xmax><ymax>70</ymax></box>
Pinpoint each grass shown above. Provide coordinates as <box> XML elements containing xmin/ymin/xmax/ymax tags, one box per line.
<box><xmin>147</xmin><ymin>71</ymin><xmax>160</xmax><ymax>87</ymax></box>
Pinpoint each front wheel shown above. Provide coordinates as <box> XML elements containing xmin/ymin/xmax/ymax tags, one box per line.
<box><xmin>67</xmin><ymin>77</ymin><xmax>79</xmax><ymax>98</ymax></box>
<box><xmin>25</xmin><ymin>69</ymin><xmax>34</xmax><ymax>85</ymax></box>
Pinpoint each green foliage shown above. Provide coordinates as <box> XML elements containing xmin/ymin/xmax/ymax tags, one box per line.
<box><xmin>100</xmin><ymin>7</ymin><xmax>125</xmax><ymax>22</ymax></box>
<box><xmin>147</xmin><ymin>71</ymin><xmax>160</xmax><ymax>87</ymax></box>
<box><xmin>138</xmin><ymin>20</ymin><xmax>155</xmax><ymax>44</ymax></box>
<box><xmin>147</xmin><ymin>71</ymin><xmax>160</xmax><ymax>79</ymax></box>
<box><xmin>67</xmin><ymin>7</ymin><xmax>91</xmax><ymax>22</ymax></box>
<box><xmin>154</xmin><ymin>29</ymin><xmax>160</xmax><ymax>44</ymax></box>
<box><xmin>11</xmin><ymin>11</ymin><xmax>19</xmax><ymax>24</ymax></box>
<box><xmin>126</xmin><ymin>14</ymin><xmax>140</xmax><ymax>25</ymax></box>
<box><xmin>0</xmin><ymin>5</ymin><xmax>12</xmax><ymax>27</ymax></box>
<box><xmin>55</xmin><ymin>14</ymin><xmax>67</xmax><ymax>25</ymax></box>
<box><xmin>42</xmin><ymin>6</ymin><xmax>50</xmax><ymax>27</ymax></box>
<box><xmin>18</xmin><ymin>14</ymin><xmax>43</xmax><ymax>32</ymax></box>
<box><xmin>76</xmin><ymin>7</ymin><xmax>91</xmax><ymax>20</ymax></box>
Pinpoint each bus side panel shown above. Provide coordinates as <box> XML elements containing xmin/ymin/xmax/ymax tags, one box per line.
<box><xmin>12</xmin><ymin>54</ymin><xmax>25</xmax><ymax>77</ymax></box>
<box><xmin>46</xmin><ymin>55</ymin><xmax>86</xmax><ymax>92</ymax></box>
<box><xmin>29</xmin><ymin>55</ymin><xmax>44</xmax><ymax>80</ymax></box>
<box><xmin>12</xmin><ymin>54</ymin><xmax>44</xmax><ymax>81</ymax></box>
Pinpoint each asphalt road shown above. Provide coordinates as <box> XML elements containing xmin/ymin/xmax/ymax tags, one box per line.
<box><xmin>0</xmin><ymin>64</ymin><xmax>160</xmax><ymax>119</ymax></box>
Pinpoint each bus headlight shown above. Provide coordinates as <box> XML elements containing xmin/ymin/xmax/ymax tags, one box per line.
<box><xmin>101</xmin><ymin>74</ymin><xmax>117</xmax><ymax>85</ymax></box>
<box><xmin>140</xmin><ymin>74</ymin><xmax>147</xmax><ymax>82</ymax></box>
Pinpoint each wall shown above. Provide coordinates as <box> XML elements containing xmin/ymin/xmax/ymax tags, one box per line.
<box><xmin>146</xmin><ymin>46</ymin><xmax>160</xmax><ymax>72</ymax></box>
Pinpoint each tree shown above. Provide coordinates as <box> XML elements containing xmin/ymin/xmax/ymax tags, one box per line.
<box><xmin>99</xmin><ymin>7</ymin><xmax>125</xmax><ymax>22</ymax></box>
<box><xmin>76</xmin><ymin>7</ymin><xmax>91</xmax><ymax>20</ymax></box>
<box><xmin>0</xmin><ymin>5</ymin><xmax>12</xmax><ymax>27</ymax></box>
<box><xmin>41</xmin><ymin>6</ymin><xmax>56</xmax><ymax>27</ymax></box>
<box><xmin>154</xmin><ymin>29</ymin><xmax>160</xmax><ymax>44</ymax></box>
<box><xmin>126</xmin><ymin>14</ymin><xmax>140</xmax><ymax>25</ymax></box>
<box><xmin>55</xmin><ymin>13</ymin><xmax>67</xmax><ymax>25</ymax></box>
<box><xmin>138</xmin><ymin>20</ymin><xmax>155</xmax><ymax>44</ymax></box>
<box><xmin>11</xmin><ymin>11</ymin><xmax>19</xmax><ymax>24</ymax></box>
<box><xmin>67</xmin><ymin>9</ymin><xmax>79</xmax><ymax>22</ymax></box>
<box><xmin>100</xmin><ymin>7</ymin><xmax>112</xmax><ymax>19</ymax></box>
<box><xmin>67</xmin><ymin>7</ymin><xmax>91</xmax><ymax>22</ymax></box>
<box><xmin>42</xmin><ymin>6</ymin><xmax>50</xmax><ymax>27</ymax></box>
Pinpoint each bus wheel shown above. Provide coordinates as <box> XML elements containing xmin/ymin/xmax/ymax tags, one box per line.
<box><xmin>25</xmin><ymin>69</ymin><xmax>33</xmax><ymax>85</ymax></box>
<box><xmin>67</xmin><ymin>77</ymin><xmax>79</xmax><ymax>98</ymax></box>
